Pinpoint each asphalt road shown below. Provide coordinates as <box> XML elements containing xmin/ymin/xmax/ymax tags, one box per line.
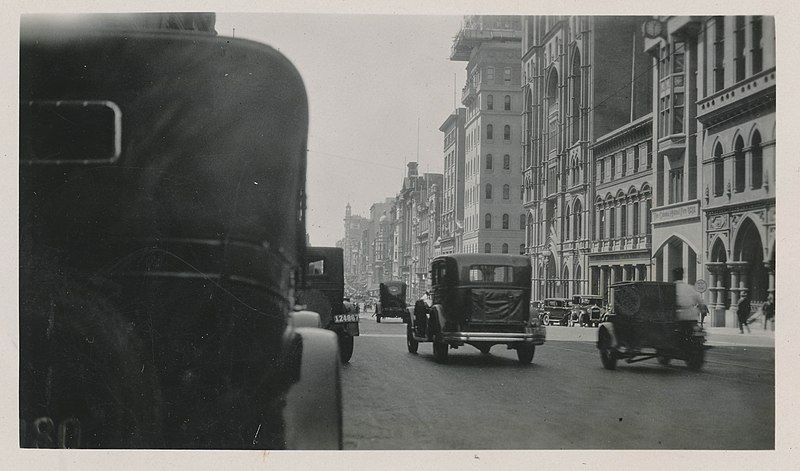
<box><xmin>341</xmin><ymin>311</ymin><xmax>774</xmax><ymax>450</ymax></box>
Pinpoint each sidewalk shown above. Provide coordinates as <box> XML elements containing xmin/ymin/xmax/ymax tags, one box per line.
<box><xmin>703</xmin><ymin>325</ymin><xmax>775</xmax><ymax>348</ymax></box>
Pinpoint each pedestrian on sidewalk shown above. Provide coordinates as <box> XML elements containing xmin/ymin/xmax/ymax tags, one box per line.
<box><xmin>737</xmin><ymin>291</ymin><xmax>751</xmax><ymax>334</ymax></box>
<box><xmin>763</xmin><ymin>294</ymin><xmax>775</xmax><ymax>330</ymax></box>
<box><xmin>697</xmin><ymin>301</ymin><xmax>709</xmax><ymax>328</ymax></box>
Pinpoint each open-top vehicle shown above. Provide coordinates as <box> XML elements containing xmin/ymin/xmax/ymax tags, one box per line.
<box><xmin>406</xmin><ymin>254</ymin><xmax>546</xmax><ymax>364</ymax></box>
<box><xmin>596</xmin><ymin>281</ymin><xmax>709</xmax><ymax>371</ymax></box>
<box><xmin>569</xmin><ymin>295</ymin><xmax>605</xmax><ymax>327</ymax></box>
<box><xmin>19</xmin><ymin>14</ymin><xmax>341</xmax><ymax>449</ymax></box>
<box><xmin>376</xmin><ymin>281</ymin><xmax>409</xmax><ymax>323</ymax></box>
<box><xmin>298</xmin><ymin>247</ymin><xmax>359</xmax><ymax>363</ymax></box>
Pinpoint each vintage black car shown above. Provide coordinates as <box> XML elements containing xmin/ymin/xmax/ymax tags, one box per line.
<box><xmin>596</xmin><ymin>282</ymin><xmax>709</xmax><ymax>371</ymax></box>
<box><xmin>539</xmin><ymin>298</ymin><xmax>572</xmax><ymax>326</ymax></box>
<box><xmin>19</xmin><ymin>14</ymin><xmax>341</xmax><ymax>449</ymax></box>
<box><xmin>298</xmin><ymin>247</ymin><xmax>359</xmax><ymax>363</ymax></box>
<box><xmin>568</xmin><ymin>295</ymin><xmax>605</xmax><ymax>327</ymax></box>
<box><xmin>406</xmin><ymin>254</ymin><xmax>546</xmax><ymax>364</ymax></box>
<box><xmin>376</xmin><ymin>281</ymin><xmax>409</xmax><ymax>323</ymax></box>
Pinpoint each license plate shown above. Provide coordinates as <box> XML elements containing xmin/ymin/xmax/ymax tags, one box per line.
<box><xmin>334</xmin><ymin>314</ymin><xmax>359</xmax><ymax>323</ymax></box>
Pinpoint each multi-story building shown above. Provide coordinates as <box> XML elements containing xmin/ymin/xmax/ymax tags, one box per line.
<box><xmin>521</xmin><ymin>16</ymin><xmax>652</xmax><ymax>300</ymax></box>
<box><xmin>437</xmin><ymin>108</ymin><xmax>467</xmax><ymax>255</ymax></box>
<box><xmin>451</xmin><ymin>15</ymin><xmax>525</xmax><ymax>256</ymax></box>
<box><xmin>642</xmin><ymin>16</ymin><xmax>775</xmax><ymax>327</ymax></box>
<box><xmin>342</xmin><ymin>203</ymin><xmax>370</xmax><ymax>297</ymax></box>
<box><xmin>365</xmin><ymin>198</ymin><xmax>395</xmax><ymax>296</ymax></box>
<box><xmin>589</xmin><ymin>115</ymin><xmax>654</xmax><ymax>296</ymax></box>
<box><xmin>412</xmin><ymin>175</ymin><xmax>443</xmax><ymax>299</ymax></box>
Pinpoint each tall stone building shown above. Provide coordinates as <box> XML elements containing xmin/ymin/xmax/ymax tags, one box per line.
<box><xmin>521</xmin><ymin>16</ymin><xmax>652</xmax><ymax>300</ymax></box>
<box><xmin>437</xmin><ymin>108</ymin><xmax>467</xmax><ymax>255</ymax></box>
<box><xmin>642</xmin><ymin>16</ymin><xmax>776</xmax><ymax>327</ymax></box>
<box><xmin>451</xmin><ymin>15</ymin><xmax>526</xmax><ymax>257</ymax></box>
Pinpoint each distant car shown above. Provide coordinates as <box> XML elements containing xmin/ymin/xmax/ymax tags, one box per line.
<box><xmin>539</xmin><ymin>298</ymin><xmax>572</xmax><ymax>326</ymax></box>
<box><xmin>568</xmin><ymin>295</ymin><xmax>605</xmax><ymax>327</ymax></box>
<box><xmin>376</xmin><ymin>281</ymin><xmax>409</xmax><ymax>323</ymax></box>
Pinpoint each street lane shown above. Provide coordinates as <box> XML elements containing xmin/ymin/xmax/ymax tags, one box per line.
<box><xmin>343</xmin><ymin>313</ymin><xmax>774</xmax><ymax>450</ymax></box>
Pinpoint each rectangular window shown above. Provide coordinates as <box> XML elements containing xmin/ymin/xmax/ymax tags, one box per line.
<box><xmin>714</xmin><ymin>17</ymin><xmax>725</xmax><ymax>92</ymax></box>
<box><xmin>735</xmin><ymin>16</ymin><xmax>746</xmax><ymax>82</ymax></box>
<box><xmin>610</xmin><ymin>155</ymin><xmax>616</xmax><ymax>180</ymax></box>
<box><xmin>621</xmin><ymin>205</ymin><xmax>627</xmax><ymax>238</ymax></box>
<box><xmin>487</xmin><ymin>67</ymin><xmax>495</xmax><ymax>82</ymax></box>
<box><xmin>752</xmin><ymin>16</ymin><xmax>763</xmax><ymax>74</ymax></box>
<box><xmin>622</xmin><ymin>152</ymin><xmax>627</xmax><ymax>177</ymax></box>
<box><xmin>669</xmin><ymin>167</ymin><xmax>684</xmax><ymax>204</ymax></box>
<box><xmin>672</xmin><ymin>92</ymin><xmax>685</xmax><ymax>134</ymax></box>
<box><xmin>504</xmin><ymin>67</ymin><xmax>512</xmax><ymax>83</ymax></box>
<box><xmin>469</xmin><ymin>265</ymin><xmax>515</xmax><ymax>283</ymax></box>
<box><xmin>632</xmin><ymin>202</ymin><xmax>640</xmax><ymax>236</ymax></box>
<box><xmin>599</xmin><ymin>209</ymin><xmax>605</xmax><ymax>240</ymax></box>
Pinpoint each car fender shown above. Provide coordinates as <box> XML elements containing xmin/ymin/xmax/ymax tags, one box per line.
<box><xmin>597</xmin><ymin>322</ymin><xmax>618</xmax><ymax>349</ymax></box>
<box><xmin>283</xmin><ymin>326</ymin><xmax>342</xmax><ymax>450</ymax></box>
<box><xmin>430</xmin><ymin>304</ymin><xmax>446</xmax><ymax>336</ymax></box>
<box><xmin>289</xmin><ymin>310</ymin><xmax>322</xmax><ymax>329</ymax></box>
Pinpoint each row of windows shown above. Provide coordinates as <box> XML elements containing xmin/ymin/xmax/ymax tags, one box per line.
<box><xmin>712</xmin><ymin>130</ymin><xmax>764</xmax><ymax>196</ymax></box>
<box><xmin>487</xmin><ymin>94</ymin><xmax>513</xmax><ymax>111</ymax></box>
<box><xmin>597</xmin><ymin>144</ymin><xmax>653</xmax><ymax>184</ymax></box>
<box><xmin>710</xmin><ymin>16</ymin><xmax>764</xmax><ymax>95</ymax></box>
<box><xmin>466</xmin><ymin>124</ymin><xmax>514</xmax><ymax>151</ymax></box>
<box><xmin>485</xmin><ymin>154</ymin><xmax>512</xmax><ymax>170</ymax></box>
<box><xmin>595</xmin><ymin>199</ymin><xmax>652</xmax><ymax>240</ymax></box>
<box><xmin>465</xmin><ymin>212</ymin><xmax>525</xmax><ymax>232</ymax></box>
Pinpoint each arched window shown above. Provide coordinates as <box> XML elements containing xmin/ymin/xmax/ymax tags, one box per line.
<box><xmin>574</xmin><ymin>200</ymin><xmax>582</xmax><ymax>239</ymax></box>
<box><xmin>751</xmin><ymin>131</ymin><xmax>763</xmax><ymax>189</ymax></box>
<box><xmin>487</xmin><ymin>94</ymin><xmax>494</xmax><ymax>110</ymax></box>
<box><xmin>571</xmin><ymin>49</ymin><xmax>582</xmax><ymax>143</ymax></box>
<box><xmin>502</xmin><ymin>243</ymin><xmax>509</xmax><ymax>254</ymax></box>
<box><xmin>485</xmin><ymin>184</ymin><xmax>492</xmax><ymax>199</ymax></box>
<box><xmin>620</xmin><ymin>203</ymin><xmax>627</xmax><ymax>237</ymax></box>
<box><xmin>503</xmin><ymin>184</ymin><xmax>510</xmax><ymax>200</ymax></box>
<box><xmin>486</xmin><ymin>154</ymin><xmax>493</xmax><ymax>170</ymax></box>
<box><xmin>484</xmin><ymin>243</ymin><xmax>491</xmax><ymax>253</ymax></box>
<box><xmin>487</xmin><ymin>124</ymin><xmax>494</xmax><ymax>140</ymax></box>
<box><xmin>503</xmin><ymin>154</ymin><xmax>510</xmax><ymax>170</ymax></box>
<box><xmin>527</xmin><ymin>213</ymin><xmax>534</xmax><ymax>245</ymax></box>
<box><xmin>565</xmin><ymin>206</ymin><xmax>571</xmax><ymax>240</ymax></box>
<box><xmin>504</xmin><ymin>125</ymin><xmax>511</xmax><ymax>141</ymax></box>
<box><xmin>519</xmin><ymin>244</ymin><xmax>525</xmax><ymax>255</ymax></box>
<box><xmin>734</xmin><ymin>136</ymin><xmax>745</xmax><ymax>192</ymax></box>
<box><xmin>520</xmin><ymin>214</ymin><xmax>526</xmax><ymax>230</ymax></box>
<box><xmin>485</xmin><ymin>213</ymin><xmax>492</xmax><ymax>229</ymax></box>
<box><xmin>502</xmin><ymin>213</ymin><xmax>509</xmax><ymax>229</ymax></box>
<box><xmin>609</xmin><ymin>205</ymin><xmax>616</xmax><ymax>239</ymax></box>
<box><xmin>714</xmin><ymin>143</ymin><xmax>724</xmax><ymax>196</ymax></box>
<box><xmin>504</xmin><ymin>95</ymin><xmax>511</xmax><ymax>111</ymax></box>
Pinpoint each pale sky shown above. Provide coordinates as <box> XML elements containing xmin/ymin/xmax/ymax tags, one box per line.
<box><xmin>215</xmin><ymin>13</ymin><xmax>467</xmax><ymax>246</ymax></box>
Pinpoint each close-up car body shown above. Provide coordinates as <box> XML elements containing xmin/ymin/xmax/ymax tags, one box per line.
<box><xmin>19</xmin><ymin>13</ymin><xmax>341</xmax><ymax>449</ymax></box>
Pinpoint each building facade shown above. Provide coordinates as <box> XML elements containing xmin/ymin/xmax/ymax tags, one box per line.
<box><xmin>438</xmin><ymin>108</ymin><xmax>467</xmax><ymax>255</ymax></box>
<box><xmin>452</xmin><ymin>15</ymin><xmax>525</xmax><ymax>257</ymax></box>
<box><xmin>521</xmin><ymin>16</ymin><xmax>652</xmax><ymax>300</ymax></box>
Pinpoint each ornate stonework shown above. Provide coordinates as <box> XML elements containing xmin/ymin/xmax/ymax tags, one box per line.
<box><xmin>708</xmin><ymin>214</ymin><xmax>727</xmax><ymax>230</ymax></box>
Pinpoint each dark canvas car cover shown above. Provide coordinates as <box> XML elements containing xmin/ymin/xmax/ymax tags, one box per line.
<box><xmin>469</xmin><ymin>289</ymin><xmax>526</xmax><ymax>322</ymax></box>
<box><xmin>19</xmin><ymin>17</ymin><xmax>309</xmax><ymax>449</ymax></box>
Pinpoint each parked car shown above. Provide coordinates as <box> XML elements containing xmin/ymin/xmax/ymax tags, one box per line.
<box><xmin>406</xmin><ymin>254</ymin><xmax>546</xmax><ymax>364</ymax></box>
<box><xmin>568</xmin><ymin>295</ymin><xmax>605</xmax><ymax>327</ymax></box>
<box><xmin>298</xmin><ymin>247</ymin><xmax>359</xmax><ymax>363</ymax></box>
<box><xmin>539</xmin><ymin>298</ymin><xmax>572</xmax><ymax>326</ymax></box>
<box><xmin>376</xmin><ymin>281</ymin><xmax>409</xmax><ymax>323</ymax></box>
<box><xmin>596</xmin><ymin>282</ymin><xmax>710</xmax><ymax>371</ymax></box>
<box><xmin>19</xmin><ymin>14</ymin><xmax>341</xmax><ymax>449</ymax></box>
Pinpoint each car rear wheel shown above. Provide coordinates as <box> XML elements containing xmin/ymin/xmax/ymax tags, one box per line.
<box><xmin>432</xmin><ymin>340</ymin><xmax>449</xmax><ymax>363</ymax></box>
<box><xmin>516</xmin><ymin>344</ymin><xmax>535</xmax><ymax>364</ymax></box>
<box><xmin>598</xmin><ymin>330</ymin><xmax>617</xmax><ymax>370</ymax></box>
<box><xmin>406</xmin><ymin>324</ymin><xmax>418</xmax><ymax>354</ymax></box>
